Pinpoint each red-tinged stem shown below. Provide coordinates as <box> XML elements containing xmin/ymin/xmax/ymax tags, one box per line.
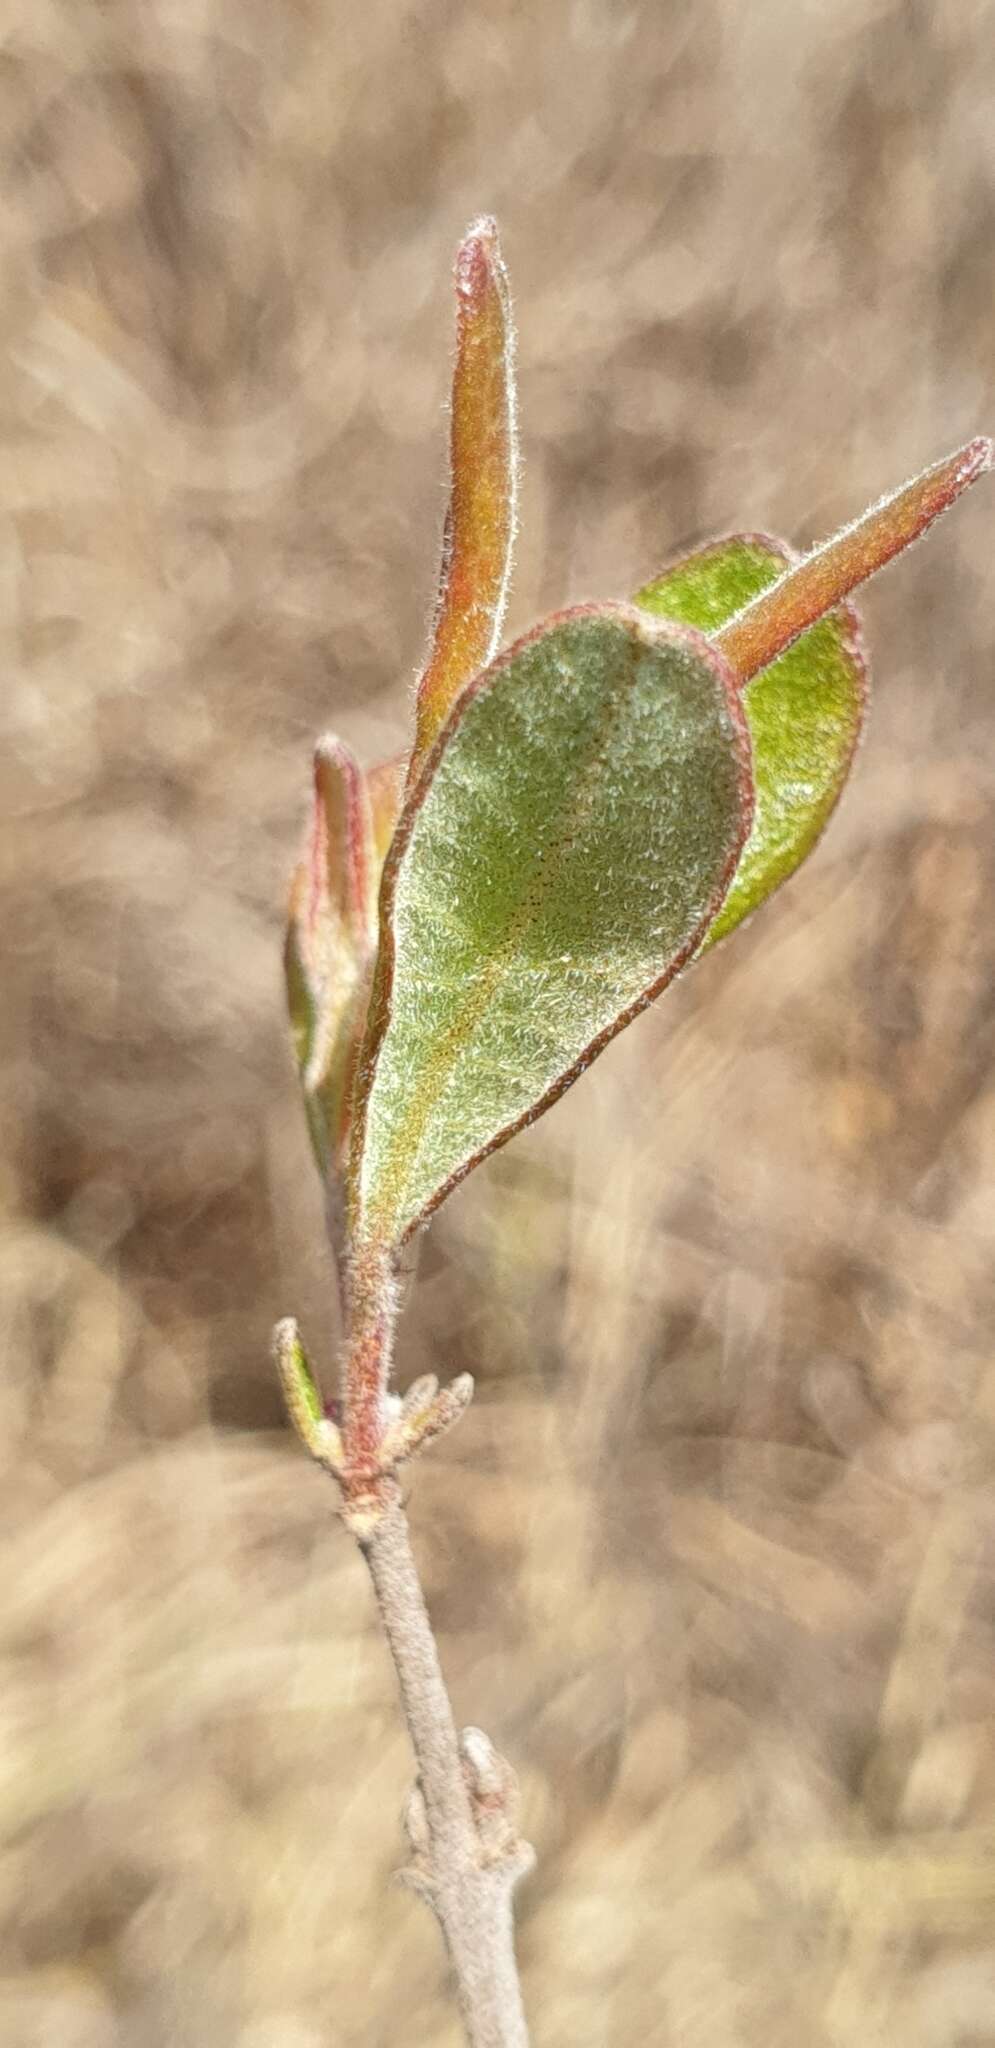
<box><xmin>716</xmin><ymin>437</ymin><xmax>992</xmax><ymax>684</ymax></box>
<box><xmin>339</xmin><ymin>1241</ymin><xmax>397</xmax><ymax>1512</ymax></box>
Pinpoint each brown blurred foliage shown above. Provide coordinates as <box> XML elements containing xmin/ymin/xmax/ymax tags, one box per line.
<box><xmin>1</xmin><ymin>2</ymin><xmax>994</xmax><ymax>2043</ymax></box>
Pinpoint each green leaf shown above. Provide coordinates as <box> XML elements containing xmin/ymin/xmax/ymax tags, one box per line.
<box><xmin>349</xmin><ymin>603</ymin><xmax>752</xmax><ymax>1249</ymax></box>
<box><xmin>273</xmin><ymin>1318</ymin><xmax>343</xmax><ymax>1472</ymax></box>
<box><xmin>634</xmin><ymin>536</ymin><xmax>867</xmax><ymax>948</ymax></box>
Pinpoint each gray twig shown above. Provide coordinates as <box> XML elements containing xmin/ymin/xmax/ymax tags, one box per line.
<box><xmin>362</xmin><ymin>1496</ymin><xmax>533</xmax><ymax>2048</ymax></box>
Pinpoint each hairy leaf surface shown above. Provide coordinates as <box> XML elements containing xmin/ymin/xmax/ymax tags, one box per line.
<box><xmin>634</xmin><ymin>537</ymin><xmax>867</xmax><ymax>946</ymax></box>
<box><xmin>351</xmin><ymin>604</ymin><xmax>752</xmax><ymax>1248</ymax></box>
<box><xmin>409</xmin><ymin>218</ymin><xmax>517</xmax><ymax>781</ymax></box>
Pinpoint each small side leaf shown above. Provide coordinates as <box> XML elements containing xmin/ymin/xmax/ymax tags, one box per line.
<box><xmin>382</xmin><ymin>1371</ymin><xmax>475</xmax><ymax>1466</ymax></box>
<box><xmin>273</xmin><ymin>1317</ymin><xmax>343</xmax><ymax>1471</ymax></box>
<box><xmin>409</xmin><ymin>217</ymin><xmax>517</xmax><ymax>783</ymax></box>
<box><xmin>349</xmin><ymin>604</ymin><xmax>753</xmax><ymax>1249</ymax></box>
<box><xmin>634</xmin><ymin>438</ymin><xmax>993</xmax><ymax>949</ymax></box>
<box><xmin>634</xmin><ymin>536</ymin><xmax>866</xmax><ymax>947</ymax></box>
<box><xmin>285</xmin><ymin>737</ymin><xmax>376</xmax><ymax>1186</ymax></box>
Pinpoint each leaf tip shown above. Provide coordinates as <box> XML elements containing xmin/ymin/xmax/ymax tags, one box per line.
<box><xmin>913</xmin><ymin>435</ymin><xmax>993</xmax><ymax>533</ymax></box>
<box><xmin>454</xmin><ymin>216</ymin><xmax>505</xmax><ymax>310</ymax></box>
<box><xmin>958</xmin><ymin>434</ymin><xmax>993</xmax><ymax>481</ymax></box>
<box><xmin>459</xmin><ymin>213</ymin><xmax>500</xmax><ymax>255</ymax></box>
<box><xmin>717</xmin><ymin>434</ymin><xmax>992</xmax><ymax>685</ymax></box>
<box><xmin>408</xmin><ymin>212</ymin><xmax>517</xmax><ymax>780</ymax></box>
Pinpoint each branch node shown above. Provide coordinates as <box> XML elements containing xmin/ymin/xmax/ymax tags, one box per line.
<box><xmin>459</xmin><ymin>1727</ymin><xmax>535</xmax><ymax>1881</ymax></box>
<box><xmin>276</xmin><ymin>1312</ymin><xmax>473</xmax><ymax>1518</ymax></box>
<box><xmin>340</xmin><ymin>1471</ymin><xmax>401</xmax><ymax>1541</ymax></box>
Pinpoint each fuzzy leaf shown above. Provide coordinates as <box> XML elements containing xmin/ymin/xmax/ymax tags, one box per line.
<box><xmin>273</xmin><ymin>1316</ymin><xmax>342</xmax><ymax>1470</ymax></box>
<box><xmin>715</xmin><ymin>439</ymin><xmax>991</xmax><ymax>684</ymax></box>
<box><xmin>409</xmin><ymin>217</ymin><xmax>517</xmax><ymax>782</ymax></box>
<box><xmin>285</xmin><ymin>737</ymin><xmax>376</xmax><ymax>1189</ymax></box>
<box><xmin>634</xmin><ymin>537</ymin><xmax>866</xmax><ymax>946</ymax></box>
<box><xmin>349</xmin><ymin>604</ymin><xmax>752</xmax><ymax>1249</ymax></box>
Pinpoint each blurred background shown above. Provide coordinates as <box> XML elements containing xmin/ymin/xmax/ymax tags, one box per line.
<box><xmin>1</xmin><ymin>1</ymin><xmax>994</xmax><ymax>2042</ymax></box>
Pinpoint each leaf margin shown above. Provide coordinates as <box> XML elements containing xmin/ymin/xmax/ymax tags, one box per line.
<box><xmin>634</xmin><ymin>528</ymin><xmax>869</xmax><ymax>950</ymax></box>
<box><xmin>347</xmin><ymin>599</ymin><xmax>755</xmax><ymax>1250</ymax></box>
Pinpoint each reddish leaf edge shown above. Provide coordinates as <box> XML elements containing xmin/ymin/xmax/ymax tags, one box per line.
<box><xmin>347</xmin><ymin>600</ymin><xmax>755</xmax><ymax>1251</ymax></box>
<box><xmin>312</xmin><ymin>735</ymin><xmax>373</xmax><ymax>948</ymax></box>
<box><xmin>286</xmin><ymin>735</ymin><xmax>379</xmax><ymax>1202</ymax></box>
<box><xmin>716</xmin><ymin>439</ymin><xmax>992</xmax><ymax>684</ymax></box>
<box><xmin>409</xmin><ymin>214</ymin><xmax>519</xmax><ymax>783</ymax></box>
<box><xmin>636</xmin><ymin>528</ymin><xmax>871</xmax><ymax>938</ymax></box>
<box><xmin>637</xmin><ymin>527</ymin><xmax>864</xmax><ymax>666</ymax></box>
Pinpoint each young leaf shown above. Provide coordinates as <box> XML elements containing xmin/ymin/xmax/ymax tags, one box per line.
<box><xmin>285</xmin><ymin>737</ymin><xmax>376</xmax><ymax>1189</ymax></box>
<box><xmin>273</xmin><ymin>1317</ymin><xmax>343</xmax><ymax>1472</ymax></box>
<box><xmin>409</xmin><ymin>217</ymin><xmax>517</xmax><ymax>783</ymax></box>
<box><xmin>635</xmin><ymin>439</ymin><xmax>992</xmax><ymax>949</ymax></box>
<box><xmin>349</xmin><ymin>604</ymin><xmax>753</xmax><ymax>1250</ymax></box>
<box><xmin>715</xmin><ymin>439</ymin><xmax>992</xmax><ymax>682</ymax></box>
<box><xmin>634</xmin><ymin>536</ymin><xmax>866</xmax><ymax>947</ymax></box>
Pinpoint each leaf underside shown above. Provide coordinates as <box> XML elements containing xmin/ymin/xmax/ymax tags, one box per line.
<box><xmin>351</xmin><ymin>604</ymin><xmax>752</xmax><ymax>1249</ymax></box>
<box><xmin>634</xmin><ymin>536</ymin><xmax>867</xmax><ymax>947</ymax></box>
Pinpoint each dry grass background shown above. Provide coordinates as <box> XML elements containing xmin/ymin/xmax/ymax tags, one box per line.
<box><xmin>1</xmin><ymin>1</ymin><xmax>994</xmax><ymax>2042</ymax></box>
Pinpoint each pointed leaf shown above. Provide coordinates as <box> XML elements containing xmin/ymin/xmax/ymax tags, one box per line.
<box><xmin>716</xmin><ymin>438</ymin><xmax>992</xmax><ymax>683</ymax></box>
<box><xmin>409</xmin><ymin>216</ymin><xmax>517</xmax><ymax>782</ymax></box>
<box><xmin>273</xmin><ymin>1317</ymin><xmax>343</xmax><ymax>1471</ymax></box>
<box><xmin>634</xmin><ymin>536</ymin><xmax>867</xmax><ymax>947</ymax></box>
<box><xmin>285</xmin><ymin>737</ymin><xmax>376</xmax><ymax>1184</ymax></box>
<box><xmin>349</xmin><ymin>604</ymin><xmax>753</xmax><ymax>1249</ymax></box>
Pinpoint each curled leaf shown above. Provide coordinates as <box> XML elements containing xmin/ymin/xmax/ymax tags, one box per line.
<box><xmin>715</xmin><ymin>439</ymin><xmax>992</xmax><ymax>683</ymax></box>
<box><xmin>635</xmin><ymin>440</ymin><xmax>993</xmax><ymax>949</ymax></box>
<box><xmin>635</xmin><ymin>536</ymin><xmax>866</xmax><ymax>947</ymax></box>
<box><xmin>285</xmin><ymin>737</ymin><xmax>377</xmax><ymax>1201</ymax></box>
<box><xmin>409</xmin><ymin>216</ymin><xmax>517</xmax><ymax>783</ymax></box>
<box><xmin>349</xmin><ymin>603</ymin><xmax>753</xmax><ymax>1249</ymax></box>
